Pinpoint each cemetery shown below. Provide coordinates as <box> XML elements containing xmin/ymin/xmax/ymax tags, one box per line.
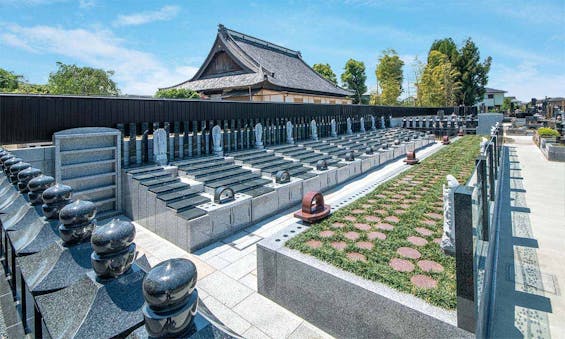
<box><xmin>0</xmin><ymin>93</ymin><xmax>561</xmax><ymax>338</ymax></box>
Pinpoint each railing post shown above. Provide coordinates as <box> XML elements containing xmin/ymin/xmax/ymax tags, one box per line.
<box><xmin>488</xmin><ymin>144</ymin><xmax>495</xmax><ymax>201</ymax></box>
<box><xmin>476</xmin><ymin>156</ymin><xmax>489</xmax><ymax>240</ymax></box>
<box><xmin>454</xmin><ymin>185</ymin><xmax>475</xmax><ymax>333</ymax></box>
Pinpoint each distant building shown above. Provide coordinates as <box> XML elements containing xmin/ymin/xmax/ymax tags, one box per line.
<box><xmin>476</xmin><ymin>87</ymin><xmax>507</xmax><ymax>111</ymax></box>
<box><xmin>163</xmin><ymin>24</ymin><xmax>353</xmax><ymax>104</ymax></box>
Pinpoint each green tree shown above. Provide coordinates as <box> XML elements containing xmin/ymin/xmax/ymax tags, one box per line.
<box><xmin>341</xmin><ymin>59</ymin><xmax>367</xmax><ymax>104</ymax></box>
<box><xmin>375</xmin><ymin>49</ymin><xmax>404</xmax><ymax>105</ymax></box>
<box><xmin>416</xmin><ymin>51</ymin><xmax>461</xmax><ymax>106</ymax></box>
<box><xmin>0</xmin><ymin>68</ymin><xmax>22</xmax><ymax>92</ymax></box>
<box><xmin>312</xmin><ymin>63</ymin><xmax>337</xmax><ymax>85</ymax></box>
<box><xmin>155</xmin><ymin>88</ymin><xmax>200</xmax><ymax>99</ymax></box>
<box><xmin>47</xmin><ymin>62</ymin><xmax>119</xmax><ymax>96</ymax></box>
<box><xmin>501</xmin><ymin>97</ymin><xmax>513</xmax><ymax>113</ymax></box>
<box><xmin>429</xmin><ymin>38</ymin><xmax>459</xmax><ymax>64</ymax></box>
<box><xmin>455</xmin><ymin>38</ymin><xmax>491</xmax><ymax>105</ymax></box>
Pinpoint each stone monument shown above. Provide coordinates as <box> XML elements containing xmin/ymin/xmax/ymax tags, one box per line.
<box><xmin>255</xmin><ymin>123</ymin><xmax>264</xmax><ymax>149</ymax></box>
<box><xmin>154</xmin><ymin>128</ymin><xmax>168</xmax><ymax>166</ymax></box>
<box><xmin>381</xmin><ymin>116</ymin><xmax>386</xmax><ymax>129</ymax></box>
<box><xmin>370</xmin><ymin>115</ymin><xmax>376</xmax><ymax>131</ymax></box>
<box><xmin>212</xmin><ymin>125</ymin><xmax>223</xmax><ymax>156</ymax></box>
<box><xmin>311</xmin><ymin>120</ymin><xmax>318</xmax><ymax>141</ymax></box>
<box><xmin>360</xmin><ymin>117</ymin><xmax>366</xmax><ymax>133</ymax></box>
<box><xmin>441</xmin><ymin>175</ymin><xmax>459</xmax><ymax>255</ymax></box>
<box><xmin>286</xmin><ymin>121</ymin><xmax>294</xmax><ymax>144</ymax></box>
<box><xmin>346</xmin><ymin>117</ymin><xmax>353</xmax><ymax>135</ymax></box>
<box><xmin>330</xmin><ymin>119</ymin><xmax>337</xmax><ymax>137</ymax></box>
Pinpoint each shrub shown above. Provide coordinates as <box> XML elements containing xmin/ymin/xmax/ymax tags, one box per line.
<box><xmin>537</xmin><ymin>127</ymin><xmax>560</xmax><ymax>138</ymax></box>
<box><xmin>155</xmin><ymin>88</ymin><xmax>200</xmax><ymax>99</ymax></box>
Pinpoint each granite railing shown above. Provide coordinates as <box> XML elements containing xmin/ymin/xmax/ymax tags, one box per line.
<box><xmin>449</xmin><ymin>123</ymin><xmax>503</xmax><ymax>334</ymax></box>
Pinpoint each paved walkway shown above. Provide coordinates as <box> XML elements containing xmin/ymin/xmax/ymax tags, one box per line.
<box><xmin>490</xmin><ymin>136</ymin><xmax>564</xmax><ymax>338</ymax></box>
<box><xmin>133</xmin><ymin>141</ymin><xmax>444</xmax><ymax>338</ymax></box>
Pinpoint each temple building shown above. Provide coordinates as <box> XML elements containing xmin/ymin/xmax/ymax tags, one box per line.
<box><xmin>163</xmin><ymin>24</ymin><xmax>353</xmax><ymax>104</ymax></box>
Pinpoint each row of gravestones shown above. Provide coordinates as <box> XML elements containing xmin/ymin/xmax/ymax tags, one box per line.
<box><xmin>0</xmin><ymin>148</ymin><xmax>233</xmax><ymax>338</ymax></box>
<box><xmin>121</xmin><ymin>115</ymin><xmax>391</xmax><ymax>167</ymax></box>
<box><xmin>402</xmin><ymin>115</ymin><xmax>478</xmax><ymax>130</ymax></box>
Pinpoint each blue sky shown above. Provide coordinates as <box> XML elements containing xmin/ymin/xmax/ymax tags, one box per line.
<box><xmin>1</xmin><ymin>0</ymin><xmax>563</xmax><ymax>101</ymax></box>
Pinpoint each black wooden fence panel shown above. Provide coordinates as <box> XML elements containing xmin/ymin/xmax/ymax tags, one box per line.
<box><xmin>0</xmin><ymin>94</ymin><xmax>476</xmax><ymax>144</ymax></box>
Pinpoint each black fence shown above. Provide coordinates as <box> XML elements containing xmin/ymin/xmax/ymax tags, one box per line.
<box><xmin>0</xmin><ymin>94</ymin><xmax>477</xmax><ymax>144</ymax></box>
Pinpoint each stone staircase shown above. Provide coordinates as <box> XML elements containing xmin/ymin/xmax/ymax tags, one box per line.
<box><xmin>229</xmin><ymin>149</ymin><xmax>317</xmax><ymax>179</ymax></box>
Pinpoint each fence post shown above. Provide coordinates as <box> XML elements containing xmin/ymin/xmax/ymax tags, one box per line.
<box><xmin>488</xmin><ymin>144</ymin><xmax>495</xmax><ymax>201</ymax></box>
<box><xmin>476</xmin><ymin>155</ymin><xmax>489</xmax><ymax>240</ymax></box>
<box><xmin>454</xmin><ymin>185</ymin><xmax>475</xmax><ymax>333</ymax></box>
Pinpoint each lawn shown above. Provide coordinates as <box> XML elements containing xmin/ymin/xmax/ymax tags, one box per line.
<box><xmin>287</xmin><ymin>136</ymin><xmax>482</xmax><ymax>309</ymax></box>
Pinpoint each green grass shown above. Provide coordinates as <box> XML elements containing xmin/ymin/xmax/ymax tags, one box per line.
<box><xmin>287</xmin><ymin>136</ymin><xmax>482</xmax><ymax>309</ymax></box>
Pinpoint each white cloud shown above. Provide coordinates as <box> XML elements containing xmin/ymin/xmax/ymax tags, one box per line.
<box><xmin>0</xmin><ymin>24</ymin><xmax>198</xmax><ymax>95</ymax></box>
<box><xmin>114</xmin><ymin>5</ymin><xmax>180</xmax><ymax>27</ymax></box>
<box><xmin>79</xmin><ymin>0</ymin><xmax>95</xmax><ymax>9</ymax></box>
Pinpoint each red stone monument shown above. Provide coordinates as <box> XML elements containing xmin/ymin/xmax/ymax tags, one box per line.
<box><xmin>442</xmin><ymin>135</ymin><xmax>451</xmax><ymax>145</ymax></box>
<box><xmin>294</xmin><ymin>191</ymin><xmax>331</xmax><ymax>223</ymax></box>
<box><xmin>403</xmin><ymin>151</ymin><xmax>419</xmax><ymax>165</ymax></box>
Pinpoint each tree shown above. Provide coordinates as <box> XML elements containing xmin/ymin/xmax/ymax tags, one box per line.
<box><xmin>341</xmin><ymin>59</ymin><xmax>367</xmax><ymax>104</ymax></box>
<box><xmin>312</xmin><ymin>63</ymin><xmax>337</xmax><ymax>85</ymax></box>
<box><xmin>416</xmin><ymin>51</ymin><xmax>461</xmax><ymax>106</ymax></box>
<box><xmin>375</xmin><ymin>49</ymin><xmax>404</xmax><ymax>105</ymax></box>
<box><xmin>0</xmin><ymin>68</ymin><xmax>22</xmax><ymax>92</ymax></box>
<box><xmin>501</xmin><ymin>97</ymin><xmax>513</xmax><ymax>113</ymax></box>
<box><xmin>155</xmin><ymin>88</ymin><xmax>200</xmax><ymax>99</ymax></box>
<box><xmin>429</xmin><ymin>38</ymin><xmax>459</xmax><ymax>64</ymax></box>
<box><xmin>455</xmin><ymin>38</ymin><xmax>491</xmax><ymax>105</ymax></box>
<box><xmin>47</xmin><ymin>62</ymin><xmax>119</xmax><ymax>96</ymax></box>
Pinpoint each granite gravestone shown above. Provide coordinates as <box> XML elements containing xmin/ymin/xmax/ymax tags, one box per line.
<box><xmin>311</xmin><ymin>120</ymin><xmax>318</xmax><ymax>141</ymax></box>
<box><xmin>371</xmin><ymin>115</ymin><xmax>376</xmax><ymax>131</ymax></box>
<box><xmin>211</xmin><ymin>125</ymin><xmax>223</xmax><ymax>157</ymax></box>
<box><xmin>330</xmin><ymin>119</ymin><xmax>337</xmax><ymax>137</ymax></box>
<box><xmin>34</xmin><ymin>219</ymin><xmax>148</xmax><ymax>338</ymax></box>
<box><xmin>346</xmin><ymin>118</ymin><xmax>353</xmax><ymax>135</ymax></box>
<box><xmin>441</xmin><ymin>175</ymin><xmax>459</xmax><ymax>256</ymax></box>
<box><xmin>286</xmin><ymin>121</ymin><xmax>294</xmax><ymax>144</ymax></box>
<box><xmin>255</xmin><ymin>123</ymin><xmax>264</xmax><ymax>149</ymax></box>
<box><xmin>360</xmin><ymin>117</ymin><xmax>366</xmax><ymax>133</ymax></box>
<box><xmin>17</xmin><ymin>167</ymin><xmax>42</xmax><ymax>193</ymax></box>
<box><xmin>27</xmin><ymin>175</ymin><xmax>55</xmax><ymax>205</ymax></box>
<box><xmin>381</xmin><ymin>116</ymin><xmax>386</xmax><ymax>129</ymax></box>
<box><xmin>153</xmin><ymin>129</ymin><xmax>168</xmax><ymax>166</ymax></box>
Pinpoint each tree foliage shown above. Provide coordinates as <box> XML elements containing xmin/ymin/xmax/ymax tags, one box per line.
<box><xmin>47</xmin><ymin>62</ymin><xmax>119</xmax><ymax>96</ymax></box>
<box><xmin>341</xmin><ymin>59</ymin><xmax>367</xmax><ymax>104</ymax></box>
<box><xmin>312</xmin><ymin>63</ymin><xmax>337</xmax><ymax>85</ymax></box>
<box><xmin>456</xmin><ymin>38</ymin><xmax>491</xmax><ymax>105</ymax></box>
<box><xmin>501</xmin><ymin>97</ymin><xmax>513</xmax><ymax>112</ymax></box>
<box><xmin>375</xmin><ymin>49</ymin><xmax>404</xmax><ymax>105</ymax></box>
<box><xmin>0</xmin><ymin>68</ymin><xmax>21</xmax><ymax>92</ymax></box>
<box><xmin>417</xmin><ymin>51</ymin><xmax>461</xmax><ymax>106</ymax></box>
<box><xmin>429</xmin><ymin>38</ymin><xmax>459</xmax><ymax>64</ymax></box>
<box><xmin>155</xmin><ymin>88</ymin><xmax>200</xmax><ymax>99</ymax></box>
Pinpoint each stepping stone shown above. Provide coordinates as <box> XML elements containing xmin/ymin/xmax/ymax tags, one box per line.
<box><xmin>353</xmin><ymin>223</ymin><xmax>371</xmax><ymax>231</ymax></box>
<box><xmin>411</xmin><ymin>275</ymin><xmax>437</xmax><ymax>289</ymax></box>
<box><xmin>361</xmin><ymin>204</ymin><xmax>373</xmax><ymax>209</ymax></box>
<box><xmin>417</xmin><ymin>260</ymin><xmax>444</xmax><ymax>273</ymax></box>
<box><xmin>346</xmin><ymin>252</ymin><xmax>367</xmax><ymax>262</ymax></box>
<box><xmin>344</xmin><ymin>231</ymin><xmax>360</xmax><ymax>241</ymax></box>
<box><xmin>384</xmin><ymin>216</ymin><xmax>400</xmax><ymax>223</ymax></box>
<box><xmin>397</xmin><ymin>247</ymin><xmax>421</xmax><ymax>259</ymax></box>
<box><xmin>355</xmin><ymin>241</ymin><xmax>374</xmax><ymax>250</ymax></box>
<box><xmin>367</xmin><ymin>231</ymin><xmax>386</xmax><ymax>240</ymax></box>
<box><xmin>433</xmin><ymin>238</ymin><xmax>442</xmax><ymax>244</ymax></box>
<box><xmin>375</xmin><ymin>209</ymin><xmax>388</xmax><ymax>215</ymax></box>
<box><xmin>407</xmin><ymin>236</ymin><xmax>428</xmax><ymax>247</ymax></box>
<box><xmin>331</xmin><ymin>222</ymin><xmax>346</xmax><ymax>229</ymax></box>
<box><xmin>306</xmin><ymin>240</ymin><xmax>322</xmax><ymax>249</ymax></box>
<box><xmin>392</xmin><ymin>194</ymin><xmax>404</xmax><ymax>199</ymax></box>
<box><xmin>351</xmin><ymin>209</ymin><xmax>365</xmax><ymax>215</ymax></box>
<box><xmin>331</xmin><ymin>241</ymin><xmax>347</xmax><ymax>251</ymax></box>
<box><xmin>426</xmin><ymin>212</ymin><xmax>443</xmax><ymax>220</ymax></box>
<box><xmin>366</xmin><ymin>199</ymin><xmax>377</xmax><ymax>204</ymax></box>
<box><xmin>364</xmin><ymin>215</ymin><xmax>380</xmax><ymax>222</ymax></box>
<box><xmin>415</xmin><ymin>227</ymin><xmax>434</xmax><ymax>237</ymax></box>
<box><xmin>394</xmin><ymin>209</ymin><xmax>406</xmax><ymax>215</ymax></box>
<box><xmin>344</xmin><ymin>216</ymin><xmax>357</xmax><ymax>222</ymax></box>
<box><xmin>422</xmin><ymin>219</ymin><xmax>436</xmax><ymax>226</ymax></box>
<box><xmin>389</xmin><ymin>258</ymin><xmax>415</xmax><ymax>272</ymax></box>
<box><xmin>375</xmin><ymin>223</ymin><xmax>394</xmax><ymax>231</ymax></box>
<box><xmin>319</xmin><ymin>230</ymin><xmax>335</xmax><ymax>238</ymax></box>
<box><xmin>399</xmin><ymin>204</ymin><xmax>411</xmax><ymax>209</ymax></box>
<box><xmin>376</xmin><ymin>194</ymin><xmax>387</xmax><ymax>199</ymax></box>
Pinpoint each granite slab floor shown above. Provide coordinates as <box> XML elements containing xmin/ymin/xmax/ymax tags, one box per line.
<box><xmin>489</xmin><ymin>135</ymin><xmax>565</xmax><ymax>338</ymax></box>
<box><xmin>131</xmin><ymin>141</ymin><xmax>444</xmax><ymax>339</ymax></box>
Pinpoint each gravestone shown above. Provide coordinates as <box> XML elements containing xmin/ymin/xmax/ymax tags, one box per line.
<box><xmin>28</xmin><ymin>175</ymin><xmax>55</xmax><ymax>205</ymax></box>
<box><xmin>286</xmin><ymin>121</ymin><xmax>294</xmax><ymax>144</ymax></box>
<box><xmin>360</xmin><ymin>117</ymin><xmax>366</xmax><ymax>133</ymax></box>
<box><xmin>346</xmin><ymin>118</ymin><xmax>353</xmax><ymax>135</ymax></box>
<box><xmin>371</xmin><ymin>115</ymin><xmax>376</xmax><ymax>131</ymax></box>
<box><xmin>330</xmin><ymin>119</ymin><xmax>337</xmax><ymax>137</ymax></box>
<box><xmin>17</xmin><ymin>167</ymin><xmax>41</xmax><ymax>193</ymax></box>
<box><xmin>54</xmin><ymin>127</ymin><xmax>122</xmax><ymax>217</ymax></box>
<box><xmin>212</xmin><ymin>125</ymin><xmax>223</xmax><ymax>156</ymax></box>
<box><xmin>154</xmin><ymin>128</ymin><xmax>168</xmax><ymax>166</ymax></box>
<box><xmin>441</xmin><ymin>175</ymin><xmax>459</xmax><ymax>255</ymax></box>
<box><xmin>255</xmin><ymin>123</ymin><xmax>264</xmax><ymax>149</ymax></box>
<box><xmin>311</xmin><ymin>120</ymin><xmax>318</xmax><ymax>141</ymax></box>
<box><xmin>381</xmin><ymin>116</ymin><xmax>386</xmax><ymax>129</ymax></box>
